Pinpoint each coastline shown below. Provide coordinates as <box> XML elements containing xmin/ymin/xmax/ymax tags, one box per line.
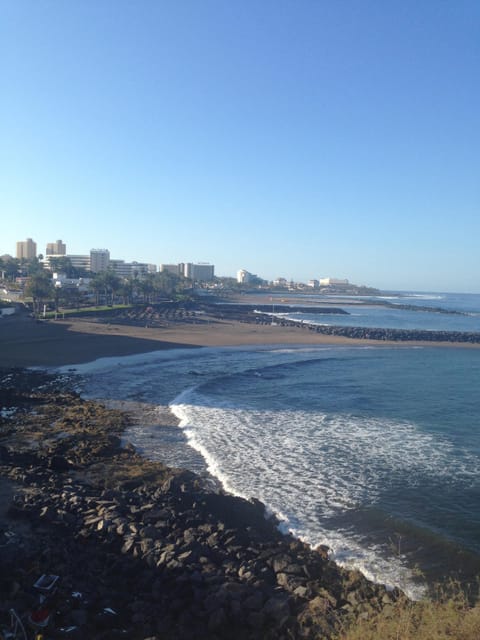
<box><xmin>1</xmin><ymin>312</ymin><xmax>480</xmax><ymax>369</ymax></box>
<box><xmin>2</xmin><ymin>311</ymin><xmax>480</xmax><ymax>635</ymax></box>
<box><xmin>0</xmin><ymin>317</ymin><xmax>476</xmax><ymax>624</ymax></box>
<box><xmin>0</xmin><ymin>367</ymin><xmax>406</xmax><ymax>639</ymax></box>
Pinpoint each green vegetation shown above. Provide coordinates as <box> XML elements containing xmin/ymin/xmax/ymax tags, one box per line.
<box><xmin>43</xmin><ymin>304</ymin><xmax>133</xmax><ymax>318</ymax></box>
<box><xmin>337</xmin><ymin>584</ymin><xmax>480</xmax><ymax>640</ymax></box>
<box><xmin>24</xmin><ymin>271</ymin><xmax>54</xmax><ymax>317</ymax></box>
<box><xmin>0</xmin><ymin>256</ymin><xmax>193</xmax><ymax>314</ymax></box>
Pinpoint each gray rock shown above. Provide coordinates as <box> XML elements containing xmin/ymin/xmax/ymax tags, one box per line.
<box><xmin>244</xmin><ymin>591</ymin><xmax>264</xmax><ymax>611</ymax></box>
<box><xmin>208</xmin><ymin>607</ymin><xmax>226</xmax><ymax>632</ymax></box>
<box><xmin>272</xmin><ymin>553</ymin><xmax>293</xmax><ymax>574</ymax></box>
<box><xmin>262</xmin><ymin>595</ymin><xmax>291</xmax><ymax>626</ymax></box>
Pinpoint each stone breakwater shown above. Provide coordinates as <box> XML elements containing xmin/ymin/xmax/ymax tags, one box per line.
<box><xmin>293</xmin><ymin>323</ymin><xmax>480</xmax><ymax>344</ymax></box>
<box><xmin>0</xmin><ymin>369</ymin><xmax>406</xmax><ymax>639</ymax></box>
<box><xmin>200</xmin><ymin>303</ymin><xmax>480</xmax><ymax>344</ymax></box>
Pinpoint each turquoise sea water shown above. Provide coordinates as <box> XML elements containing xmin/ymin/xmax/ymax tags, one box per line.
<box><xmin>63</xmin><ymin>292</ymin><xmax>480</xmax><ymax>598</ymax></box>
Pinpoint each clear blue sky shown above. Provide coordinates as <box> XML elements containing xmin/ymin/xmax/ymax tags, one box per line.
<box><xmin>1</xmin><ymin>1</ymin><xmax>479</xmax><ymax>292</ymax></box>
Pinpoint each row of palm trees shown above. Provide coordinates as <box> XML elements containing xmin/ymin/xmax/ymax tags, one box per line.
<box><xmin>19</xmin><ymin>268</ymin><xmax>190</xmax><ymax>317</ymax></box>
<box><xmin>88</xmin><ymin>269</ymin><xmax>186</xmax><ymax>306</ymax></box>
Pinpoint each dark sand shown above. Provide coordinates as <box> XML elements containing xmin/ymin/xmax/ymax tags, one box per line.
<box><xmin>1</xmin><ymin>311</ymin><xmax>478</xmax><ymax>369</ymax></box>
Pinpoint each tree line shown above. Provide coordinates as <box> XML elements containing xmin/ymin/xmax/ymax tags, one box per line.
<box><xmin>0</xmin><ymin>256</ymin><xmax>191</xmax><ymax>317</ymax></box>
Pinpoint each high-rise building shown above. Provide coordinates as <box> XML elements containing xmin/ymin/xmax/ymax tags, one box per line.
<box><xmin>183</xmin><ymin>263</ymin><xmax>215</xmax><ymax>281</ymax></box>
<box><xmin>90</xmin><ymin>249</ymin><xmax>110</xmax><ymax>273</ymax></box>
<box><xmin>46</xmin><ymin>239</ymin><xmax>66</xmax><ymax>255</ymax></box>
<box><xmin>16</xmin><ymin>238</ymin><xmax>37</xmax><ymax>260</ymax></box>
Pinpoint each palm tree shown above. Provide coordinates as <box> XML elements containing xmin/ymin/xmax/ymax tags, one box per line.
<box><xmin>118</xmin><ymin>278</ymin><xmax>134</xmax><ymax>305</ymax></box>
<box><xmin>89</xmin><ymin>270</ymin><xmax>121</xmax><ymax>306</ymax></box>
<box><xmin>49</xmin><ymin>256</ymin><xmax>74</xmax><ymax>276</ymax></box>
<box><xmin>154</xmin><ymin>271</ymin><xmax>180</xmax><ymax>297</ymax></box>
<box><xmin>0</xmin><ymin>257</ymin><xmax>20</xmax><ymax>282</ymax></box>
<box><xmin>89</xmin><ymin>273</ymin><xmax>105</xmax><ymax>306</ymax></box>
<box><xmin>103</xmin><ymin>270</ymin><xmax>121</xmax><ymax>305</ymax></box>
<box><xmin>138</xmin><ymin>274</ymin><xmax>155</xmax><ymax>303</ymax></box>
<box><xmin>25</xmin><ymin>272</ymin><xmax>54</xmax><ymax>317</ymax></box>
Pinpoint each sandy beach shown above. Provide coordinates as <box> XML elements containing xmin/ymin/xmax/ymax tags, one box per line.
<box><xmin>2</xmin><ymin>312</ymin><xmax>479</xmax><ymax>636</ymax></box>
<box><xmin>2</xmin><ymin>311</ymin><xmax>478</xmax><ymax>369</ymax></box>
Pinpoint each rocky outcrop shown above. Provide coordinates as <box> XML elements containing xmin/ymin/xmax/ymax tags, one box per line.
<box><xmin>0</xmin><ymin>369</ymin><xmax>406</xmax><ymax>639</ymax></box>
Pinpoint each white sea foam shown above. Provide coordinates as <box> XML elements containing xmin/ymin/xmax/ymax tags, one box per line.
<box><xmin>169</xmin><ymin>387</ymin><xmax>479</xmax><ymax>599</ymax></box>
<box><xmin>71</xmin><ymin>343</ymin><xmax>480</xmax><ymax>600</ymax></box>
<box><xmin>407</xmin><ymin>294</ymin><xmax>445</xmax><ymax>300</ymax></box>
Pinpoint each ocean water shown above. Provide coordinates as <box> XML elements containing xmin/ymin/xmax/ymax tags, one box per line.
<box><xmin>60</xmin><ymin>292</ymin><xmax>480</xmax><ymax>599</ymax></box>
<box><xmin>270</xmin><ymin>291</ymin><xmax>480</xmax><ymax>332</ymax></box>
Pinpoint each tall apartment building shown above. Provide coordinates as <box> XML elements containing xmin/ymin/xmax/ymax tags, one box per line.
<box><xmin>90</xmin><ymin>249</ymin><xmax>110</xmax><ymax>273</ymax></box>
<box><xmin>183</xmin><ymin>263</ymin><xmax>215</xmax><ymax>281</ymax></box>
<box><xmin>46</xmin><ymin>239</ymin><xmax>66</xmax><ymax>255</ymax></box>
<box><xmin>16</xmin><ymin>238</ymin><xmax>37</xmax><ymax>260</ymax></box>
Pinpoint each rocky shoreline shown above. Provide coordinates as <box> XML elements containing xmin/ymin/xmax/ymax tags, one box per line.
<box><xmin>0</xmin><ymin>368</ymin><xmax>407</xmax><ymax>639</ymax></box>
<box><xmin>295</xmin><ymin>323</ymin><xmax>480</xmax><ymax>344</ymax></box>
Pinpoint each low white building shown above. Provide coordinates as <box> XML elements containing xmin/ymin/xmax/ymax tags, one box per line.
<box><xmin>319</xmin><ymin>277</ymin><xmax>349</xmax><ymax>286</ymax></box>
<box><xmin>52</xmin><ymin>274</ymin><xmax>91</xmax><ymax>292</ymax></box>
<box><xmin>110</xmin><ymin>260</ymin><xmax>151</xmax><ymax>278</ymax></box>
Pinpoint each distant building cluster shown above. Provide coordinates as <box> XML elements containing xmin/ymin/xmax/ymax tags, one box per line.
<box><xmin>11</xmin><ymin>237</ymin><xmax>354</xmax><ymax>290</ymax></box>
<box><xmin>13</xmin><ymin>238</ymin><xmax>216</xmax><ymax>282</ymax></box>
<box><xmin>270</xmin><ymin>276</ymin><xmax>350</xmax><ymax>290</ymax></box>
